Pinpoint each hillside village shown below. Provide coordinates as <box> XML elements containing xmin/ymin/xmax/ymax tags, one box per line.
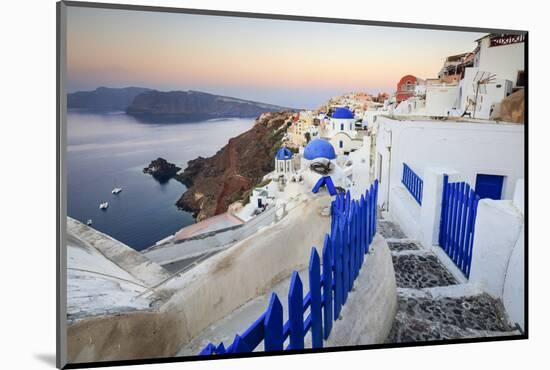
<box><xmin>66</xmin><ymin>32</ymin><xmax>525</xmax><ymax>362</ymax></box>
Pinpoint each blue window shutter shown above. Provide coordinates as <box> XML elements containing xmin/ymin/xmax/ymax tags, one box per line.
<box><xmin>475</xmin><ymin>174</ymin><xmax>504</xmax><ymax>200</ymax></box>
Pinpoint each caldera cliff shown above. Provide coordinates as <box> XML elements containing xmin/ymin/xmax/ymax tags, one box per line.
<box><xmin>126</xmin><ymin>90</ymin><xmax>294</xmax><ymax>122</ymax></box>
<box><xmin>175</xmin><ymin>111</ymin><xmax>294</xmax><ymax>221</ymax></box>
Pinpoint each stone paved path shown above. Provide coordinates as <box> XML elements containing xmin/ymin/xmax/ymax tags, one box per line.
<box><xmin>379</xmin><ymin>219</ymin><xmax>519</xmax><ymax>343</ymax></box>
<box><xmin>392</xmin><ymin>253</ymin><xmax>457</xmax><ymax>289</ymax></box>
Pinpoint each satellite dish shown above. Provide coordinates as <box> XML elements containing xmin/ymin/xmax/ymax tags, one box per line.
<box><xmin>472</xmin><ymin>71</ymin><xmax>496</xmax><ymax>94</ymax></box>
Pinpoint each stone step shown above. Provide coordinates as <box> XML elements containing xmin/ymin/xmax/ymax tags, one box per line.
<box><xmin>392</xmin><ymin>253</ymin><xmax>458</xmax><ymax>289</ymax></box>
<box><xmin>396</xmin><ymin>282</ymin><xmax>481</xmax><ymax>300</ymax></box>
<box><xmin>386</xmin><ymin>293</ymin><xmax>517</xmax><ymax>343</ymax></box>
<box><xmin>378</xmin><ymin>220</ymin><xmax>408</xmax><ymax>239</ymax></box>
<box><xmin>388</xmin><ymin>317</ymin><xmax>519</xmax><ymax>343</ymax></box>
<box><xmin>387</xmin><ymin>240</ymin><xmax>422</xmax><ymax>253</ymax></box>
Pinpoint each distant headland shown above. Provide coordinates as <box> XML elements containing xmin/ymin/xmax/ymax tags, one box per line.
<box><xmin>67</xmin><ymin>87</ymin><xmax>297</xmax><ymax>122</ymax></box>
<box><xmin>67</xmin><ymin>86</ymin><xmax>152</xmax><ymax>112</ymax></box>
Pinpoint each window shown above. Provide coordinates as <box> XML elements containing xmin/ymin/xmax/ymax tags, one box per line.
<box><xmin>349</xmin><ymin>123</ymin><xmax>352</xmax><ymax>130</ymax></box>
<box><xmin>339</xmin><ymin>140</ymin><xmax>343</xmax><ymax>148</ymax></box>
<box><xmin>475</xmin><ymin>174</ymin><xmax>505</xmax><ymax>200</ymax></box>
<box><xmin>340</xmin><ymin>123</ymin><xmax>344</xmax><ymax>130</ymax></box>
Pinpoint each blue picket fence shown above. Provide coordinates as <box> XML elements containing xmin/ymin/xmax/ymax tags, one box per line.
<box><xmin>199</xmin><ymin>180</ymin><xmax>379</xmax><ymax>355</ymax></box>
<box><xmin>438</xmin><ymin>175</ymin><xmax>480</xmax><ymax>277</ymax></box>
<box><xmin>402</xmin><ymin>163</ymin><xmax>423</xmax><ymax>205</ymax></box>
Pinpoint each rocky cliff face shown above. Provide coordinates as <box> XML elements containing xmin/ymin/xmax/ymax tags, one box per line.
<box><xmin>127</xmin><ymin>90</ymin><xmax>293</xmax><ymax>122</ymax></box>
<box><xmin>175</xmin><ymin>111</ymin><xmax>293</xmax><ymax>220</ymax></box>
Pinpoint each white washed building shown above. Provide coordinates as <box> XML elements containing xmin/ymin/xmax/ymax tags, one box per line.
<box><xmin>474</xmin><ymin>33</ymin><xmax>525</xmax><ymax>88</ymax></box>
<box><xmin>274</xmin><ymin>146</ymin><xmax>295</xmax><ymax>176</ymax></box>
<box><xmin>322</xmin><ymin>107</ymin><xmax>363</xmax><ymax>155</ymax></box>
<box><xmin>375</xmin><ymin>116</ymin><xmax>524</xmax><ymax>213</ymax></box>
<box><xmin>373</xmin><ymin>114</ymin><xmax>525</xmax><ymax>329</ymax></box>
<box><xmin>425</xmin><ymin>83</ymin><xmax>459</xmax><ymax>117</ymax></box>
<box><xmin>456</xmin><ymin>33</ymin><xmax>525</xmax><ymax>119</ymax></box>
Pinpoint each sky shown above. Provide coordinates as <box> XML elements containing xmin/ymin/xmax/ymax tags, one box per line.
<box><xmin>66</xmin><ymin>6</ymin><xmax>485</xmax><ymax>109</ymax></box>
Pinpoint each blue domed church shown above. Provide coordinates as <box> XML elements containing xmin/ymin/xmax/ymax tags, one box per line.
<box><xmin>303</xmin><ymin>138</ymin><xmax>336</xmax><ymax>161</ymax></box>
<box><xmin>275</xmin><ymin>146</ymin><xmax>295</xmax><ymax>176</ymax></box>
<box><xmin>300</xmin><ymin>139</ymin><xmax>351</xmax><ymax>195</ymax></box>
<box><xmin>322</xmin><ymin>107</ymin><xmax>361</xmax><ymax>155</ymax></box>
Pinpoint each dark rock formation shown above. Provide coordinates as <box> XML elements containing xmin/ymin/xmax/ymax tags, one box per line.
<box><xmin>496</xmin><ymin>89</ymin><xmax>524</xmax><ymax>124</ymax></box>
<box><xmin>175</xmin><ymin>111</ymin><xmax>294</xmax><ymax>220</ymax></box>
<box><xmin>126</xmin><ymin>90</ymin><xmax>294</xmax><ymax>122</ymax></box>
<box><xmin>143</xmin><ymin>158</ymin><xmax>181</xmax><ymax>183</ymax></box>
<box><xmin>67</xmin><ymin>87</ymin><xmax>152</xmax><ymax>111</ymax></box>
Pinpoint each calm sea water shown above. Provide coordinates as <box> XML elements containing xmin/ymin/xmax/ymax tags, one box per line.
<box><xmin>67</xmin><ymin>111</ymin><xmax>254</xmax><ymax>251</ymax></box>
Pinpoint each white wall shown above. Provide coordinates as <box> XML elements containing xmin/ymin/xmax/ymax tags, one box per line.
<box><xmin>376</xmin><ymin>116</ymin><xmax>524</xmax><ymax>206</ymax></box>
<box><xmin>387</xmin><ymin>186</ymin><xmax>420</xmax><ymax>240</ymax></box>
<box><xmin>513</xmin><ymin>178</ymin><xmax>525</xmax><ymax>214</ymax></box>
<box><xmin>425</xmin><ymin>84</ymin><xmax>459</xmax><ymax>116</ymax></box>
<box><xmin>468</xmin><ymin>194</ymin><xmax>525</xmax><ymax>331</ymax></box>
<box><xmin>69</xmin><ymin>193</ymin><xmax>332</xmax><ymax>363</ymax></box>
<box><xmin>502</xmin><ymin>223</ymin><xmax>524</xmax><ymax>330</ymax></box>
<box><xmin>329</xmin><ymin>132</ymin><xmax>353</xmax><ymax>155</ymax></box>
<box><xmin>375</xmin><ymin>123</ymin><xmax>392</xmax><ymax>209</ymax></box>
<box><xmin>363</xmin><ymin>110</ymin><xmax>385</xmax><ymax>128</ymax></box>
<box><xmin>327</xmin><ymin>117</ymin><xmax>356</xmax><ymax>137</ymax></box>
<box><xmin>326</xmin><ymin>235</ymin><xmax>397</xmax><ymax>346</ymax></box>
<box><xmin>476</xmin><ymin>37</ymin><xmax>525</xmax><ymax>87</ymax></box>
<box><xmin>394</xmin><ymin>98</ymin><xmax>425</xmax><ymax>115</ymax></box>
<box><xmin>468</xmin><ymin>180</ymin><xmax>525</xmax><ymax>331</ymax></box>
<box><xmin>503</xmin><ymin>180</ymin><xmax>525</xmax><ymax>329</ymax></box>
<box><xmin>349</xmin><ymin>135</ymin><xmax>372</xmax><ymax>196</ymax></box>
<box><xmin>469</xmin><ymin>199</ymin><xmax>523</xmax><ymax>295</ymax></box>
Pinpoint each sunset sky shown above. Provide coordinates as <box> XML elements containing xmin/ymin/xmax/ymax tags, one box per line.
<box><xmin>67</xmin><ymin>6</ymin><xmax>485</xmax><ymax>108</ymax></box>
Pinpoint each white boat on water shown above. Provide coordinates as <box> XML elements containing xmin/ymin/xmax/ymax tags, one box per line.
<box><xmin>87</xmin><ymin>219</ymin><xmax>93</xmax><ymax>226</ymax></box>
<box><xmin>112</xmin><ymin>187</ymin><xmax>123</xmax><ymax>195</ymax></box>
<box><xmin>99</xmin><ymin>202</ymin><xmax>109</xmax><ymax>210</ymax></box>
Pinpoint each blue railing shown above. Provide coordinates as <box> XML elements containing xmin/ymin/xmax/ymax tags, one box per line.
<box><xmin>199</xmin><ymin>180</ymin><xmax>379</xmax><ymax>355</ymax></box>
<box><xmin>402</xmin><ymin>163</ymin><xmax>423</xmax><ymax>205</ymax></box>
<box><xmin>439</xmin><ymin>175</ymin><xmax>480</xmax><ymax>277</ymax></box>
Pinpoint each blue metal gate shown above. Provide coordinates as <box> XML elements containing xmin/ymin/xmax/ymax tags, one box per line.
<box><xmin>439</xmin><ymin>175</ymin><xmax>480</xmax><ymax>277</ymax></box>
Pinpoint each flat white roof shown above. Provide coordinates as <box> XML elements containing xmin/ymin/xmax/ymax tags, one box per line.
<box><xmin>379</xmin><ymin>114</ymin><xmax>523</xmax><ymax>127</ymax></box>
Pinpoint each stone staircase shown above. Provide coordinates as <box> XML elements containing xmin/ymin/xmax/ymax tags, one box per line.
<box><xmin>378</xmin><ymin>218</ymin><xmax>520</xmax><ymax>343</ymax></box>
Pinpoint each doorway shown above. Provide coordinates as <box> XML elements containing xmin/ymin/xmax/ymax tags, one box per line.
<box><xmin>475</xmin><ymin>174</ymin><xmax>504</xmax><ymax>200</ymax></box>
